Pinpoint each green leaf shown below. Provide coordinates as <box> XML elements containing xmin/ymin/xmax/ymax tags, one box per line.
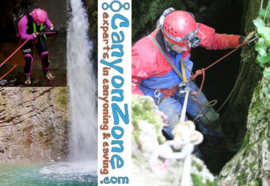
<box><xmin>260</xmin><ymin>63</ymin><xmax>266</xmax><ymax>68</ymax></box>
<box><xmin>255</xmin><ymin>38</ymin><xmax>266</xmax><ymax>47</ymax></box>
<box><xmin>263</xmin><ymin>67</ymin><xmax>270</xmax><ymax>78</ymax></box>
<box><xmin>255</xmin><ymin>38</ymin><xmax>268</xmax><ymax>56</ymax></box>
<box><xmin>253</xmin><ymin>17</ymin><xmax>266</xmax><ymax>27</ymax></box>
<box><xmin>260</xmin><ymin>49</ymin><xmax>267</xmax><ymax>57</ymax></box>
<box><xmin>257</xmin><ymin>27</ymin><xmax>270</xmax><ymax>41</ymax></box>
<box><xmin>259</xmin><ymin>9</ymin><xmax>269</xmax><ymax>19</ymax></box>
<box><xmin>257</xmin><ymin>53</ymin><xmax>270</xmax><ymax>63</ymax></box>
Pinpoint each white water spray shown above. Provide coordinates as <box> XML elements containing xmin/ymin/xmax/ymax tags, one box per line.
<box><xmin>67</xmin><ymin>0</ymin><xmax>97</xmax><ymax>162</ymax></box>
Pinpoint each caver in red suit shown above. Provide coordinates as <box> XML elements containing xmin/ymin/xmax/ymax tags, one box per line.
<box><xmin>132</xmin><ymin>8</ymin><xmax>243</xmax><ymax>147</ymax></box>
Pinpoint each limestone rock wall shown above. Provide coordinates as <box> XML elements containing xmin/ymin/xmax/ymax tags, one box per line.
<box><xmin>0</xmin><ymin>87</ymin><xmax>68</xmax><ymax>163</ymax></box>
<box><xmin>219</xmin><ymin>74</ymin><xmax>270</xmax><ymax>186</ymax></box>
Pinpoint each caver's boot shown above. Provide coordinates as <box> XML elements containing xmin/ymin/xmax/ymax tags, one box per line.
<box><xmin>195</xmin><ymin>107</ymin><xmax>225</xmax><ymax>143</ymax></box>
<box><xmin>24</xmin><ymin>75</ymin><xmax>31</xmax><ymax>85</ymax></box>
<box><xmin>44</xmin><ymin>70</ymin><xmax>54</xmax><ymax>81</ymax></box>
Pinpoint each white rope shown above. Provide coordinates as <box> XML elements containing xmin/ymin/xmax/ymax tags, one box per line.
<box><xmin>149</xmin><ymin>85</ymin><xmax>204</xmax><ymax>186</ymax></box>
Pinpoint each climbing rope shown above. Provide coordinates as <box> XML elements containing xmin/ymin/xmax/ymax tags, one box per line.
<box><xmin>0</xmin><ymin>65</ymin><xmax>17</xmax><ymax>80</ymax></box>
<box><xmin>0</xmin><ymin>38</ymin><xmax>32</xmax><ymax>81</ymax></box>
<box><xmin>217</xmin><ymin>60</ymin><xmax>246</xmax><ymax>112</ymax></box>
<box><xmin>149</xmin><ymin>86</ymin><xmax>203</xmax><ymax>186</ymax></box>
<box><xmin>188</xmin><ymin>40</ymin><xmax>250</xmax><ymax>100</ymax></box>
<box><xmin>0</xmin><ymin>37</ymin><xmax>31</xmax><ymax>68</ymax></box>
<box><xmin>0</xmin><ymin>31</ymin><xmax>58</xmax><ymax>80</ymax></box>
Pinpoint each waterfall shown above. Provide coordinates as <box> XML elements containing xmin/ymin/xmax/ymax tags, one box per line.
<box><xmin>67</xmin><ymin>0</ymin><xmax>97</xmax><ymax>162</ymax></box>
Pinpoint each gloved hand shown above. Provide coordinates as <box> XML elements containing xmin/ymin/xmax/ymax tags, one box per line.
<box><xmin>239</xmin><ymin>31</ymin><xmax>256</xmax><ymax>44</ymax></box>
<box><xmin>50</xmin><ymin>27</ymin><xmax>58</xmax><ymax>34</ymax></box>
<box><xmin>32</xmin><ymin>32</ymin><xmax>39</xmax><ymax>38</ymax></box>
<box><xmin>158</xmin><ymin>110</ymin><xmax>169</xmax><ymax>127</ymax></box>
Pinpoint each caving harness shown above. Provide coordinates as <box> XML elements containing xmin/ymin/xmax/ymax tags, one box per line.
<box><xmin>148</xmin><ymin>35</ymin><xmax>191</xmax><ymax>104</ymax></box>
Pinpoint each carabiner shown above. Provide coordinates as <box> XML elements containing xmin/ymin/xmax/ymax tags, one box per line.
<box><xmin>193</xmin><ymin>114</ymin><xmax>202</xmax><ymax>123</ymax></box>
<box><xmin>178</xmin><ymin>81</ymin><xmax>189</xmax><ymax>96</ymax></box>
<box><xmin>153</xmin><ymin>89</ymin><xmax>161</xmax><ymax>104</ymax></box>
<box><xmin>247</xmin><ymin>36</ymin><xmax>257</xmax><ymax>44</ymax></box>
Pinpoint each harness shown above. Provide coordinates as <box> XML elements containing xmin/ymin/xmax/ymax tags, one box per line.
<box><xmin>147</xmin><ymin>34</ymin><xmax>190</xmax><ymax>103</ymax></box>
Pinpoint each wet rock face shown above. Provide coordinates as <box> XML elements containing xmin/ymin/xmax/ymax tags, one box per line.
<box><xmin>0</xmin><ymin>87</ymin><xmax>68</xmax><ymax>163</ymax></box>
<box><xmin>0</xmin><ymin>0</ymin><xmax>20</xmax><ymax>42</ymax></box>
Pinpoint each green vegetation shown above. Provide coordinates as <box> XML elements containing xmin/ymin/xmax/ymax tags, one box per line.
<box><xmin>56</xmin><ymin>88</ymin><xmax>68</xmax><ymax>106</ymax></box>
<box><xmin>253</xmin><ymin>1</ymin><xmax>270</xmax><ymax>80</ymax></box>
<box><xmin>192</xmin><ymin>160</ymin><xmax>203</xmax><ymax>172</ymax></box>
<box><xmin>249</xmin><ymin>159</ymin><xmax>257</xmax><ymax>171</ymax></box>
<box><xmin>59</xmin><ymin>87</ymin><xmax>67</xmax><ymax>94</ymax></box>
<box><xmin>241</xmin><ymin>131</ymin><xmax>250</xmax><ymax>150</ymax></box>
<box><xmin>132</xmin><ymin>97</ymin><xmax>161</xmax><ymax>132</ymax></box>
<box><xmin>132</xmin><ymin>0</ymin><xmax>185</xmax><ymax>40</ymax></box>
<box><xmin>252</xmin><ymin>180</ymin><xmax>262</xmax><ymax>186</ymax></box>
<box><xmin>191</xmin><ymin>173</ymin><xmax>218</xmax><ymax>186</ymax></box>
<box><xmin>132</xmin><ymin>96</ymin><xmax>164</xmax><ymax>144</ymax></box>
<box><xmin>87</xmin><ymin>0</ymin><xmax>97</xmax><ymax>45</ymax></box>
<box><xmin>57</xmin><ymin>96</ymin><xmax>67</xmax><ymax>105</ymax></box>
<box><xmin>238</xmin><ymin>172</ymin><xmax>249</xmax><ymax>185</ymax></box>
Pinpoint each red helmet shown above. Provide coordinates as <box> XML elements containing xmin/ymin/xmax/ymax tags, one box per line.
<box><xmin>31</xmin><ymin>9</ymin><xmax>46</xmax><ymax>25</ymax></box>
<box><xmin>160</xmin><ymin>9</ymin><xmax>201</xmax><ymax>47</ymax></box>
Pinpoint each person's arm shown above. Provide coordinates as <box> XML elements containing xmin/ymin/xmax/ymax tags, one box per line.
<box><xmin>43</xmin><ymin>11</ymin><xmax>58</xmax><ymax>33</ymax></box>
<box><xmin>43</xmin><ymin>11</ymin><xmax>53</xmax><ymax>30</ymax></box>
<box><xmin>197</xmin><ymin>23</ymin><xmax>241</xmax><ymax>50</ymax></box>
<box><xmin>18</xmin><ymin>16</ymin><xmax>36</xmax><ymax>40</ymax></box>
<box><xmin>132</xmin><ymin>46</ymin><xmax>154</xmax><ymax>96</ymax></box>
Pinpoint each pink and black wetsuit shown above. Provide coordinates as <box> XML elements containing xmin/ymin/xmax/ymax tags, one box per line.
<box><xmin>17</xmin><ymin>5</ymin><xmax>54</xmax><ymax>76</ymax></box>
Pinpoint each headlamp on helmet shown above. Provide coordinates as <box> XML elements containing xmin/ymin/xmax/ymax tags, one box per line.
<box><xmin>158</xmin><ymin>8</ymin><xmax>202</xmax><ymax>48</ymax></box>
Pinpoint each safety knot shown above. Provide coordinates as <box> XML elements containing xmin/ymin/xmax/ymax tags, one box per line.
<box><xmin>171</xmin><ymin>120</ymin><xmax>203</xmax><ymax>150</ymax></box>
<box><xmin>189</xmin><ymin>69</ymin><xmax>204</xmax><ymax>81</ymax></box>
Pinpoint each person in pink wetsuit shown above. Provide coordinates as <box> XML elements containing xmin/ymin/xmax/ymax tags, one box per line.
<box><xmin>18</xmin><ymin>5</ymin><xmax>58</xmax><ymax>85</ymax></box>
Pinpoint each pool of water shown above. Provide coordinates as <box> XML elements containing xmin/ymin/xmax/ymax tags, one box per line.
<box><xmin>0</xmin><ymin>162</ymin><xmax>97</xmax><ymax>186</ymax></box>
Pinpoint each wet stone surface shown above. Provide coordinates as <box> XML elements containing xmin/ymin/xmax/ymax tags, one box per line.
<box><xmin>0</xmin><ymin>64</ymin><xmax>66</xmax><ymax>87</ymax></box>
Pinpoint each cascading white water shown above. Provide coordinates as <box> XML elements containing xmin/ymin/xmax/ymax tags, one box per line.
<box><xmin>67</xmin><ymin>0</ymin><xmax>97</xmax><ymax>162</ymax></box>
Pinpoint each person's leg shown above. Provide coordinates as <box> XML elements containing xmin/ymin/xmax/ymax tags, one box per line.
<box><xmin>158</xmin><ymin>97</ymin><xmax>186</xmax><ymax>139</ymax></box>
<box><xmin>21</xmin><ymin>41</ymin><xmax>33</xmax><ymax>85</ymax></box>
<box><xmin>185</xmin><ymin>81</ymin><xmax>224</xmax><ymax>137</ymax></box>
<box><xmin>35</xmin><ymin>35</ymin><xmax>53</xmax><ymax>80</ymax></box>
